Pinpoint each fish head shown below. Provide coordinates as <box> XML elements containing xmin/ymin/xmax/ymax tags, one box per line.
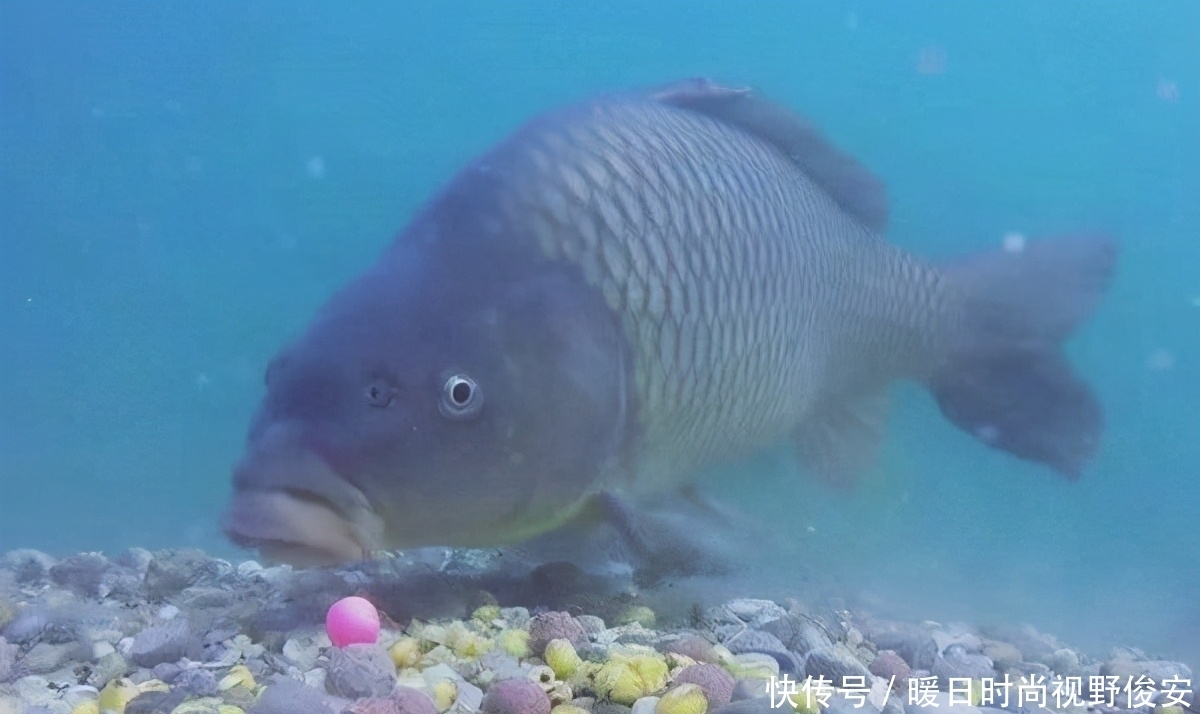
<box><xmin>223</xmin><ymin>206</ymin><xmax>633</xmax><ymax>567</ymax></box>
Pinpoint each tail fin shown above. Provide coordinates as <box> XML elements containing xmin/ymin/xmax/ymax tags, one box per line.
<box><xmin>929</xmin><ymin>234</ymin><xmax>1118</xmax><ymax>479</ymax></box>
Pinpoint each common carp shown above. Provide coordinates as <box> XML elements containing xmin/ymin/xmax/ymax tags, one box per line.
<box><xmin>222</xmin><ymin>78</ymin><xmax>1117</xmax><ymax>568</ymax></box>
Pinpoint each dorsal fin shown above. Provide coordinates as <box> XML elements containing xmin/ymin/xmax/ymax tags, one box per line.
<box><xmin>649</xmin><ymin>78</ymin><xmax>889</xmax><ymax>233</ymax></box>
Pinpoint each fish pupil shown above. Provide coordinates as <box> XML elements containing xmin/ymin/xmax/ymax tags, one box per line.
<box><xmin>451</xmin><ymin>381</ymin><xmax>472</xmax><ymax>405</ymax></box>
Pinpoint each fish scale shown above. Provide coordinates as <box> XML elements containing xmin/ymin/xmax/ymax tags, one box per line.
<box><xmin>494</xmin><ymin>99</ymin><xmax>924</xmax><ymax>492</ymax></box>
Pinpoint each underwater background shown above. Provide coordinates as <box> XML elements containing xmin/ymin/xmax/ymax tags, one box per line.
<box><xmin>1</xmin><ymin>0</ymin><xmax>1196</xmax><ymax>669</ymax></box>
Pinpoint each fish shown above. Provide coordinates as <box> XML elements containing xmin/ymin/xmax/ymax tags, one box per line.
<box><xmin>222</xmin><ymin>78</ymin><xmax>1118</xmax><ymax>569</ymax></box>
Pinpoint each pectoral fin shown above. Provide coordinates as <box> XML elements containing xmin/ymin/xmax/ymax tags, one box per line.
<box><xmin>794</xmin><ymin>390</ymin><xmax>890</xmax><ymax>489</ymax></box>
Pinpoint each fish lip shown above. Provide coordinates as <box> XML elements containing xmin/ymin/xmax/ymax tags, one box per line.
<box><xmin>222</xmin><ymin>486</ymin><xmax>380</xmax><ymax>567</ymax></box>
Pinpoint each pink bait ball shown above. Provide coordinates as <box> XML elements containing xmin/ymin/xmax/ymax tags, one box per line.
<box><xmin>326</xmin><ymin>596</ymin><xmax>381</xmax><ymax>648</ymax></box>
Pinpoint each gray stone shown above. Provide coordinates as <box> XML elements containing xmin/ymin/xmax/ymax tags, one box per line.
<box><xmin>1</xmin><ymin>550</ymin><xmax>55</xmax><ymax>586</ymax></box>
<box><xmin>1047</xmin><ymin>648</ymin><xmax>1083</xmax><ymax>677</ymax></box>
<box><xmin>0</xmin><ymin>637</ymin><xmax>16</xmax><ymax>683</ymax></box>
<box><xmin>978</xmin><ymin>625</ymin><xmax>1058</xmax><ymax>663</ymax></box>
<box><xmin>719</xmin><ymin>629</ymin><xmax>789</xmax><ymax>657</ymax></box>
<box><xmin>481</xmin><ymin>678</ymin><xmax>551</xmax><ymax>714</ymax></box>
<box><xmin>125</xmin><ymin>689</ymin><xmax>187</xmax><ymax>714</ymax></box>
<box><xmin>761</xmin><ymin>615</ymin><xmax>834</xmax><ymax>655</ymax></box>
<box><xmin>612</xmin><ymin>626</ymin><xmax>657</xmax><ymax>648</ymax></box>
<box><xmin>348</xmin><ymin>688</ymin><xmax>440</xmax><ymax>714</ymax></box>
<box><xmin>150</xmin><ymin>662</ymin><xmax>181</xmax><ymax>683</ymax></box>
<box><xmin>905</xmin><ymin>692</ymin><xmax>980</xmax><ymax>714</ymax></box>
<box><xmin>592</xmin><ymin>703</ymin><xmax>632</xmax><ymax>714</ymax></box>
<box><xmin>144</xmin><ymin>549</ymin><xmax>227</xmax><ymax>602</ymax></box>
<box><xmin>252</xmin><ymin>675</ymin><xmax>339</xmax><ymax>714</ymax></box>
<box><xmin>577</xmin><ymin>643</ymin><xmax>611</xmax><ymax>663</ymax></box>
<box><xmin>804</xmin><ymin>644</ymin><xmax>871</xmax><ymax>686</ymax></box>
<box><xmin>981</xmin><ymin>642</ymin><xmax>1021</xmax><ymax>671</ymax></box>
<box><xmin>576</xmin><ymin>616</ymin><xmax>607</xmax><ymax>636</ymax></box>
<box><xmin>449</xmin><ymin>679</ymin><xmax>484</xmax><ymax>714</ymax></box>
<box><xmin>1</xmin><ymin>607</ymin><xmax>50</xmax><ymax>645</ymax></box>
<box><xmin>931</xmin><ymin>630</ymin><xmax>983</xmax><ymax>656</ymax></box>
<box><xmin>707</xmin><ymin>600</ymin><xmax>788</xmax><ymax>630</ymax></box>
<box><xmin>18</xmin><ymin>642</ymin><xmax>87</xmax><ymax>675</ymax></box>
<box><xmin>325</xmin><ymin>644</ymin><xmax>397</xmax><ymax>699</ymax></box>
<box><xmin>1007</xmin><ymin>661</ymin><xmax>1052</xmax><ymax>679</ymax></box>
<box><xmin>179</xmin><ymin>586</ymin><xmax>236</xmax><ymax>610</ymax></box>
<box><xmin>86</xmin><ymin>651</ymin><xmax>128</xmax><ymax>688</ymax></box>
<box><xmin>710</xmin><ymin>698</ymin><xmax>775</xmax><ymax>714</ymax></box>
<box><xmin>825</xmin><ymin>690</ymin><xmax>881</xmax><ymax>714</ymax></box>
<box><xmin>49</xmin><ymin>553</ymin><xmax>110</xmax><ymax>599</ymax></box>
<box><xmin>931</xmin><ymin>645</ymin><xmax>994</xmax><ymax>682</ymax></box>
<box><xmin>865</xmin><ymin>622</ymin><xmax>937</xmax><ymax>671</ymax></box>
<box><xmin>173</xmin><ymin>666</ymin><xmax>219</xmax><ymax>696</ymax></box>
<box><xmin>731</xmin><ymin>680</ymin><xmax>767</xmax><ymax>702</ymax></box>
<box><xmin>500</xmin><ymin>608</ymin><xmax>531</xmax><ymax>629</ymax></box>
<box><xmin>129</xmin><ymin>619</ymin><xmax>195</xmax><ymax>668</ymax></box>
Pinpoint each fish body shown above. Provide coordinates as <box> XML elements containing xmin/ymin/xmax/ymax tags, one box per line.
<box><xmin>223</xmin><ymin>79</ymin><xmax>1116</xmax><ymax>567</ymax></box>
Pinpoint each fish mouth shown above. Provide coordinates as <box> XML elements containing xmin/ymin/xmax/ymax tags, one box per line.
<box><xmin>222</xmin><ymin>448</ymin><xmax>386</xmax><ymax>567</ymax></box>
<box><xmin>223</xmin><ymin>489</ymin><xmax>374</xmax><ymax>567</ymax></box>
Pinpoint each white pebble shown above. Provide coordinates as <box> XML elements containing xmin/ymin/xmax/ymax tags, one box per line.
<box><xmin>237</xmin><ymin>560</ymin><xmax>263</xmax><ymax>577</ymax></box>
<box><xmin>632</xmin><ymin>696</ymin><xmax>660</xmax><ymax>714</ymax></box>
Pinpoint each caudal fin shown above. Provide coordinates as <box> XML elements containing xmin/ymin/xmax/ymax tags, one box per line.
<box><xmin>930</xmin><ymin>234</ymin><xmax>1118</xmax><ymax>479</ymax></box>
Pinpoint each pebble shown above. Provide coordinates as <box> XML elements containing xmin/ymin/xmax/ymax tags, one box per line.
<box><xmin>251</xmin><ymin>676</ymin><xmax>338</xmax><ymax>714</ymax></box>
<box><xmin>325</xmin><ymin>643</ymin><xmax>397</xmax><ymax>699</ymax></box>
<box><xmin>0</xmin><ymin>546</ymin><xmax>1182</xmax><ymax>714</ymax></box>
<box><xmin>905</xmin><ymin>691</ymin><xmax>981</xmax><ymax>714</ymax></box>
<box><xmin>130</xmin><ymin>619</ymin><xmax>196</xmax><ymax>668</ymax></box>
<box><xmin>980</xmin><ymin>642</ymin><xmax>1021</xmax><ymax>671</ymax></box>
<box><xmin>2</xmin><ymin>550</ymin><xmax>56</xmax><ymax>586</ymax></box>
<box><xmin>20</xmin><ymin>641</ymin><xmax>87</xmax><ymax>675</ymax></box>
<box><xmin>482</xmin><ymin>678</ymin><xmax>552</xmax><ymax>714</ymax></box>
<box><xmin>143</xmin><ymin>549</ymin><xmax>228</xmax><ymax>602</ymax></box>
<box><xmin>707</xmin><ymin>600</ymin><xmax>788</xmax><ymax>630</ymax></box>
<box><xmin>803</xmin><ymin>644</ymin><xmax>871</xmax><ymax>685</ymax></box>
<box><xmin>930</xmin><ymin>644</ymin><xmax>994</xmax><ymax>681</ymax></box>
<box><xmin>528</xmin><ymin>613</ymin><xmax>587</xmax><ymax>657</ymax></box>
<box><xmin>49</xmin><ymin>553</ymin><xmax>110</xmax><ymax>599</ymax></box>
<box><xmin>175</xmin><ymin>666</ymin><xmax>220</xmax><ymax>696</ymax></box>
<box><xmin>631</xmin><ymin>696</ymin><xmax>660</xmax><ymax>714</ymax></box>
<box><xmin>864</xmin><ymin>622</ymin><xmax>937</xmax><ymax>671</ymax></box>
<box><xmin>869</xmin><ymin>650</ymin><xmax>911</xmax><ymax>683</ymax></box>
<box><xmin>672</xmin><ymin>664</ymin><xmax>735</xmax><ymax>708</ymax></box>
<box><xmin>0</xmin><ymin>637</ymin><xmax>19</xmax><ymax>682</ymax></box>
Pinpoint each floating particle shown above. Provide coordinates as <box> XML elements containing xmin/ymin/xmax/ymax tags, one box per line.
<box><xmin>1146</xmin><ymin>350</ymin><xmax>1176</xmax><ymax>372</ymax></box>
<box><xmin>1156</xmin><ymin>78</ymin><xmax>1180</xmax><ymax>103</ymax></box>
<box><xmin>1002</xmin><ymin>232</ymin><xmax>1027</xmax><ymax>254</ymax></box>
<box><xmin>307</xmin><ymin>155</ymin><xmax>326</xmax><ymax>179</ymax></box>
<box><xmin>917</xmin><ymin>46</ymin><xmax>947</xmax><ymax>75</ymax></box>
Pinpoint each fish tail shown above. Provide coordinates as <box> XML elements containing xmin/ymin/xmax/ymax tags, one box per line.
<box><xmin>929</xmin><ymin>233</ymin><xmax>1118</xmax><ymax>479</ymax></box>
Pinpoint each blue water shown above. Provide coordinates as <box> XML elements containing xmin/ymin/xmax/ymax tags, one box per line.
<box><xmin>1</xmin><ymin>2</ymin><xmax>1196</xmax><ymax>663</ymax></box>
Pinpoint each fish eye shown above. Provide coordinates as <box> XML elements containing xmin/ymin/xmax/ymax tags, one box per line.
<box><xmin>440</xmin><ymin>373</ymin><xmax>482</xmax><ymax>420</ymax></box>
<box><xmin>365</xmin><ymin>380</ymin><xmax>396</xmax><ymax>408</ymax></box>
